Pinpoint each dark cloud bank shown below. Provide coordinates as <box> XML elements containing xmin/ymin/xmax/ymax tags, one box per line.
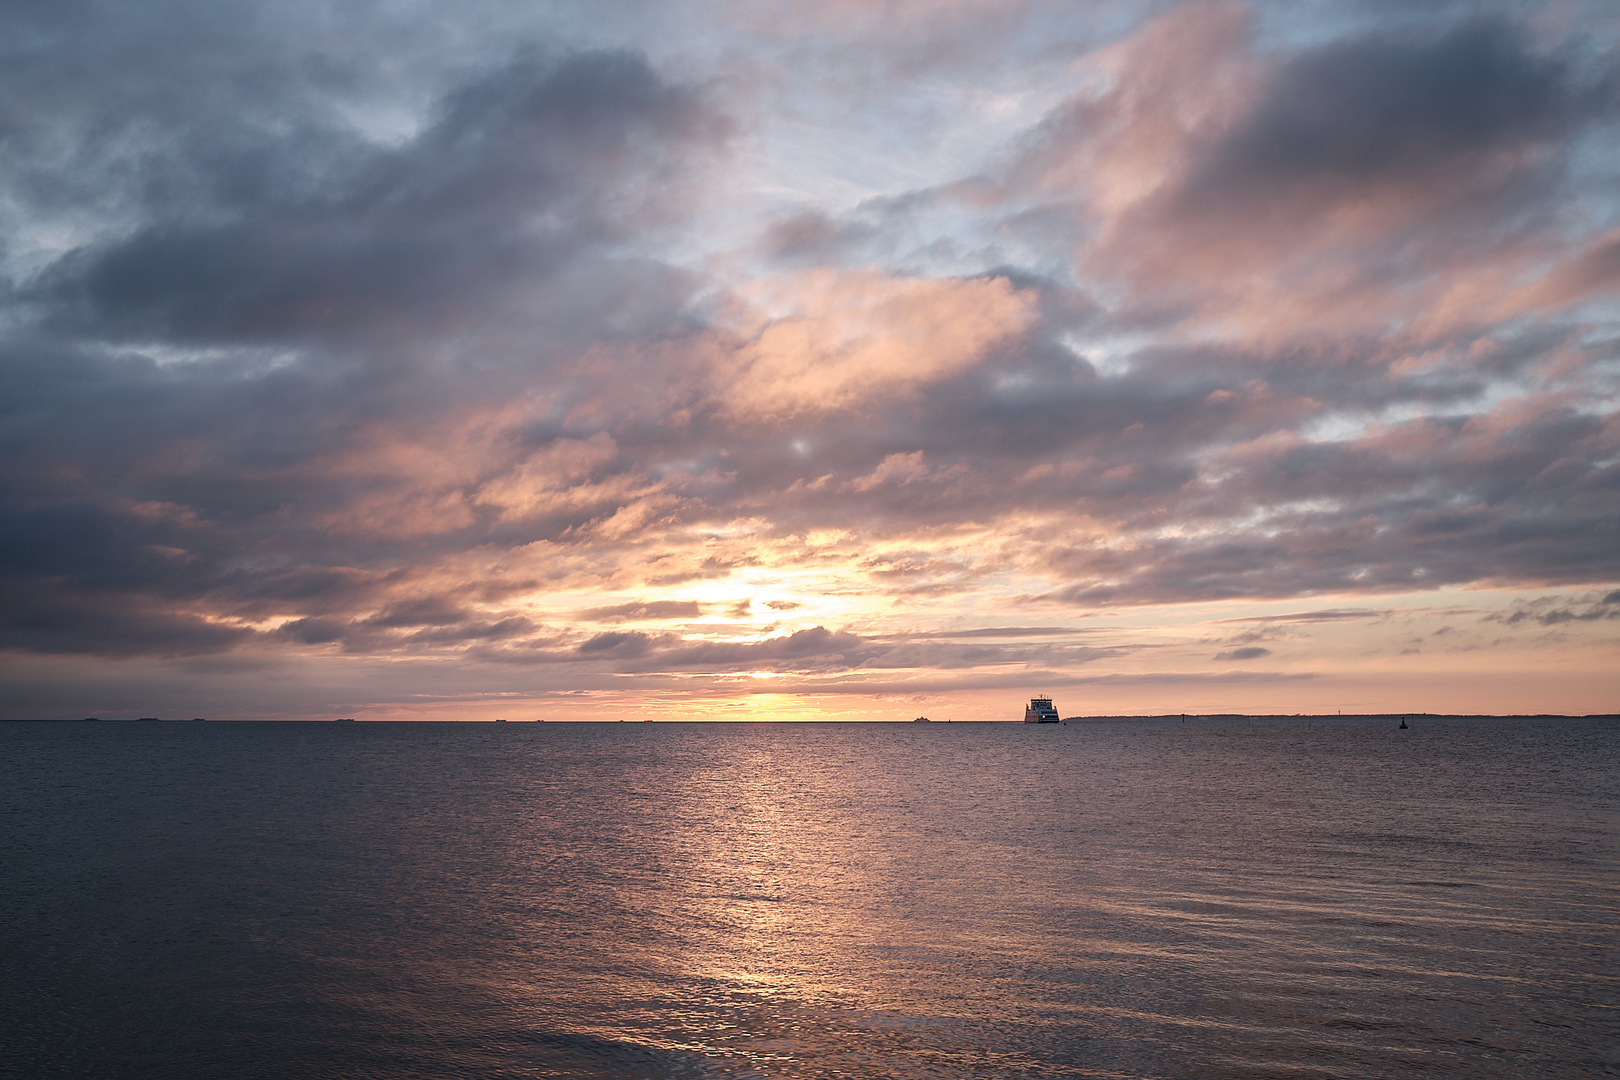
<box><xmin>0</xmin><ymin>0</ymin><xmax>1616</xmax><ymax>703</ymax></box>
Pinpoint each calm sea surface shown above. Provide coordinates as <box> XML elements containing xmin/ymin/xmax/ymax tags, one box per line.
<box><xmin>2</xmin><ymin>718</ymin><xmax>1616</xmax><ymax>1079</ymax></box>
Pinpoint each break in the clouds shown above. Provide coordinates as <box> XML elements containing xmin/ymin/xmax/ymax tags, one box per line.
<box><xmin>1</xmin><ymin>0</ymin><xmax>1616</xmax><ymax>719</ymax></box>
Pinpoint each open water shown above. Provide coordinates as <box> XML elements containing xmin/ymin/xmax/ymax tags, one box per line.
<box><xmin>2</xmin><ymin>718</ymin><xmax>1616</xmax><ymax>1079</ymax></box>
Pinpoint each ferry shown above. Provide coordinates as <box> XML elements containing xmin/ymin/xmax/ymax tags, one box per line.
<box><xmin>1023</xmin><ymin>697</ymin><xmax>1060</xmax><ymax>723</ymax></box>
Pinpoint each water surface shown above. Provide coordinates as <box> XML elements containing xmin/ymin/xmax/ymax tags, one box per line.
<box><xmin>3</xmin><ymin>718</ymin><xmax>1616</xmax><ymax>1078</ymax></box>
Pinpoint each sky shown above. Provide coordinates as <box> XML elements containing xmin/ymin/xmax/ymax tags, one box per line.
<box><xmin>1</xmin><ymin>0</ymin><xmax>1617</xmax><ymax>721</ymax></box>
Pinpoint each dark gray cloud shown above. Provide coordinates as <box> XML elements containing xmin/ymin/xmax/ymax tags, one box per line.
<box><xmin>33</xmin><ymin>49</ymin><xmax>720</xmax><ymax>345</ymax></box>
<box><xmin>438</xmin><ymin>622</ymin><xmax>1136</xmax><ymax>680</ymax></box>
<box><xmin>464</xmin><ymin>625</ymin><xmax>877</xmax><ymax>672</ymax></box>
<box><xmin>1185</xmin><ymin>18</ymin><xmax>1596</xmax><ymax>207</ymax></box>
<box><xmin>1213</xmin><ymin>609</ymin><xmax>1387</xmax><ymax>624</ymax></box>
<box><xmin>581</xmin><ymin>600</ymin><xmax>705</xmax><ymax>622</ymax></box>
<box><xmin>0</xmin><ymin>576</ymin><xmax>250</xmax><ymax>657</ymax></box>
<box><xmin>1487</xmin><ymin>590</ymin><xmax>1620</xmax><ymax>627</ymax></box>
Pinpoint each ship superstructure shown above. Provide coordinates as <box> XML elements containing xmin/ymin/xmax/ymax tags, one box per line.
<box><xmin>1023</xmin><ymin>697</ymin><xmax>1060</xmax><ymax>723</ymax></box>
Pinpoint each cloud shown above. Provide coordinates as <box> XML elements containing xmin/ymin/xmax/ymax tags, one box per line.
<box><xmin>580</xmin><ymin>600</ymin><xmax>705</xmax><ymax>621</ymax></box>
<box><xmin>465</xmin><ymin>624</ymin><xmax>878</xmax><ymax>674</ymax></box>
<box><xmin>0</xmin><ymin>0</ymin><xmax>1615</xmax><ymax>718</ymax></box>
<box><xmin>0</xmin><ymin>577</ymin><xmax>250</xmax><ymax>657</ymax></box>
<box><xmin>716</xmin><ymin>269</ymin><xmax>1036</xmax><ymax>418</ymax></box>
<box><xmin>0</xmin><ymin>41</ymin><xmax>735</xmax><ymax>658</ymax></box>
<box><xmin>1213</xmin><ymin>609</ymin><xmax>1387</xmax><ymax>624</ymax></box>
<box><xmin>1213</xmin><ymin>646</ymin><xmax>1270</xmax><ymax>661</ymax></box>
<box><xmin>1002</xmin><ymin>4</ymin><xmax>1620</xmax><ymax>339</ymax></box>
<box><xmin>1184</xmin><ymin>18</ymin><xmax>1583</xmax><ymax>210</ymax></box>
<box><xmin>34</xmin><ymin>49</ymin><xmax>726</xmax><ymax>346</ymax></box>
<box><xmin>1487</xmin><ymin>589</ymin><xmax>1620</xmax><ymax>627</ymax></box>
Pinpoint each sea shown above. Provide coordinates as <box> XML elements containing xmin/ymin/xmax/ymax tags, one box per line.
<box><xmin>2</xmin><ymin>717</ymin><xmax>1616</xmax><ymax>1079</ymax></box>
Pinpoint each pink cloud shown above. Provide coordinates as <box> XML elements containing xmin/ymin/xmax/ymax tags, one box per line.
<box><xmin>716</xmin><ymin>269</ymin><xmax>1036</xmax><ymax>418</ymax></box>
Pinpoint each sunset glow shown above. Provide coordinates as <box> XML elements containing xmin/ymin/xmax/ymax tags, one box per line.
<box><xmin>2</xmin><ymin>0</ymin><xmax>1616</xmax><ymax>719</ymax></box>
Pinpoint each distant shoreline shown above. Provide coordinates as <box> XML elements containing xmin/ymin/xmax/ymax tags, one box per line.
<box><xmin>4</xmin><ymin>714</ymin><xmax>1617</xmax><ymax>724</ymax></box>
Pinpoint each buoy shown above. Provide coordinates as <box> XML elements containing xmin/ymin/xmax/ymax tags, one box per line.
<box><xmin>1399</xmin><ymin>718</ymin><xmax>1408</xmax><ymax>729</ymax></box>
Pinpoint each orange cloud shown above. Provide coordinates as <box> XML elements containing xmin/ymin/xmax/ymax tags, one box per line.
<box><xmin>474</xmin><ymin>433</ymin><xmax>627</xmax><ymax>522</ymax></box>
<box><xmin>719</xmin><ymin>269</ymin><xmax>1035</xmax><ymax>418</ymax></box>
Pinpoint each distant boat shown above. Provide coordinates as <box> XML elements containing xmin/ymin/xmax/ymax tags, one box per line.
<box><xmin>1023</xmin><ymin>697</ymin><xmax>1060</xmax><ymax>723</ymax></box>
<box><xmin>135</xmin><ymin>717</ymin><xmax>161</xmax><ymax>722</ymax></box>
<box><xmin>914</xmin><ymin>716</ymin><xmax>931</xmax><ymax>723</ymax></box>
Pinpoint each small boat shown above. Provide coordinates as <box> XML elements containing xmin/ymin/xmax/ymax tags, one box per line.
<box><xmin>913</xmin><ymin>716</ymin><xmax>931</xmax><ymax>723</ymax></box>
<box><xmin>1023</xmin><ymin>697</ymin><xmax>1060</xmax><ymax>723</ymax></box>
